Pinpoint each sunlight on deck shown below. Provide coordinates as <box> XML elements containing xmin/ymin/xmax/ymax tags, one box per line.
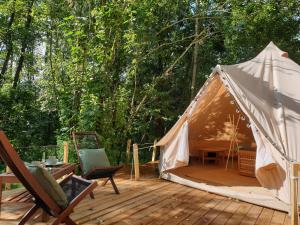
<box><xmin>0</xmin><ymin>171</ymin><xmax>290</xmax><ymax>225</ymax></box>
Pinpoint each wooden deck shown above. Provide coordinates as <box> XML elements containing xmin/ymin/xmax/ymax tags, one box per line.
<box><xmin>0</xmin><ymin>171</ymin><xmax>290</xmax><ymax>225</ymax></box>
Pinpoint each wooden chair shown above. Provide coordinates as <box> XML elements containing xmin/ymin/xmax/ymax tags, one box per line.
<box><xmin>0</xmin><ymin>130</ymin><xmax>97</xmax><ymax>225</ymax></box>
<box><xmin>72</xmin><ymin>131</ymin><xmax>122</xmax><ymax>194</ymax></box>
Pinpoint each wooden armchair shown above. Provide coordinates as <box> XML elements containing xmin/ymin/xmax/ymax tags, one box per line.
<box><xmin>72</xmin><ymin>131</ymin><xmax>122</xmax><ymax>194</ymax></box>
<box><xmin>0</xmin><ymin>130</ymin><xmax>97</xmax><ymax>225</ymax></box>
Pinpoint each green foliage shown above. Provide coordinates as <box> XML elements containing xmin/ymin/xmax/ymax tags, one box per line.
<box><xmin>0</xmin><ymin>0</ymin><xmax>299</xmax><ymax>165</ymax></box>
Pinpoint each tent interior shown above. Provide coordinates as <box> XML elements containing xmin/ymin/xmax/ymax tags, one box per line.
<box><xmin>165</xmin><ymin>74</ymin><xmax>289</xmax><ymax>211</ymax></box>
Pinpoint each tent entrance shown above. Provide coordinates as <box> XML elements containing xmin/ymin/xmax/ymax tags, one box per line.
<box><xmin>186</xmin><ymin>74</ymin><xmax>258</xmax><ymax>182</ymax></box>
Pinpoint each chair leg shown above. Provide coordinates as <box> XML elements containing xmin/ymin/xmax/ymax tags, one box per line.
<box><xmin>110</xmin><ymin>177</ymin><xmax>120</xmax><ymax>194</ymax></box>
<box><xmin>18</xmin><ymin>204</ymin><xmax>39</xmax><ymax>225</ymax></box>
<box><xmin>52</xmin><ymin>217</ymin><xmax>62</xmax><ymax>225</ymax></box>
<box><xmin>89</xmin><ymin>191</ymin><xmax>95</xmax><ymax>199</ymax></box>
<box><xmin>64</xmin><ymin>216</ymin><xmax>77</xmax><ymax>225</ymax></box>
<box><xmin>101</xmin><ymin>177</ymin><xmax>109</xmax><ymax>186</ymax></box>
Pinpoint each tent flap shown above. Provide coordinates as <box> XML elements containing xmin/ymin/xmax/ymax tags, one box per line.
<box><xmin>160</xmin><ymin>121</ymin><xmax>189</xmax><ymax>171</ymax></box>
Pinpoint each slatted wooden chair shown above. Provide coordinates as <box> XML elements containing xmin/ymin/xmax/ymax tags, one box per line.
<box><xmin>0</xmin><ymin>130</ymin><xmax>97</xmax><ymax>225</ymax></box>
<box><xmin>72</xmin><ymin>131</ymin><xmax>122</xmax><ymax>194</ymax></box>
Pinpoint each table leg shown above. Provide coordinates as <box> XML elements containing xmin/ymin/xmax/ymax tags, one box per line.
<box><xmin>222</xmin><ymin>151</ymin><xmax>225</xmax><ymax>164</ymax></box>
<box><xmin>202</xmin><ymin>151</ymin><xmax>205</xmax><ymax>165</ymax></box>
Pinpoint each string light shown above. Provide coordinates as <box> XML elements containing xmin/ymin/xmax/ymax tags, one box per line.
<box><xmin>221</xmin><ymin>75</ymin><xmax>252</xmax><ymax>127</ymax></box>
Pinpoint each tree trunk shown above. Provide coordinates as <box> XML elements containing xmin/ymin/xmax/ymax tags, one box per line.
<box><xmin>190</xmin><ymin>0</ymin><xmax>200</xmax><ymax>100</ymax></box>
<box><xmin>12</xmin><ymin>0</ymin><xmax>34</xmax><ymax>88</ymax></box>
<box><xmin>0</xmin><ymin>0</ymin><xmax>16</xmax><ymax>86</ymax></box>
<box><xmin>49</xmin><ymin>21</ymin><xmax>61</xmax><ymax>114</ymax></box>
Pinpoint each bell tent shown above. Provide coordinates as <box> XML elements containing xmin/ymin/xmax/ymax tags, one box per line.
<box><xmin>157</xmin><ymin>42</ymin><xmax>300</xmax><ymax>211</ymax></box>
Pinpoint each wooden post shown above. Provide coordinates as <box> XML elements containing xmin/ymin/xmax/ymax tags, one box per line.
<box><xmin>126</xmin><ymin>139</ymin><xmax>132</xmax><ymax>165</ymax></box>
<box><xmin>133</xmin><ymin>144</ymin><xmax>140</xmax><ymax>181</ymax></box>
<box><xmin>152</xmin><ymin>139</ymin><xmax>157</xmax><ymax>162</ymax></box>
<box><xmin>63</xmin><ymin>141</ymin><xmax>69</xmax><ymax>163</ymax></box>
<box><xmin>290</xmin><ymin>162</ymin><xmax>299</xmax><ymax>225</ymax></box>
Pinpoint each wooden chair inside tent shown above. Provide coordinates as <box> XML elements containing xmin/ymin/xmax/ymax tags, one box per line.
<box><xmin>72</xmin><ymin>131</ymin><xmax>122</xmax><ymax>194</ymax></box>
<box><xmin>0</xmin><ymin>130</ymin><xmax>97</xmax><ymax>225</ymax></box>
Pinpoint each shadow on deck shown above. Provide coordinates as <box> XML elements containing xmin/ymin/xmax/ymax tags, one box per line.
<box><xmin>0</xmin><ymin>166</ymin><xmax>290</xmax><ymax>225</ymax></box>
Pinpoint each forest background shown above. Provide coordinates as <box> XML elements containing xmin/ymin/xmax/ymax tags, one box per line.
<box><xmin>0</xmin><ymin>0</ymin><xmax>299</xmax><ymax>165</ymax></box>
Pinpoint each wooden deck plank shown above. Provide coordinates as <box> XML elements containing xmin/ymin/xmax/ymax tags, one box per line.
<box><xmin>255</xmin><ymin>208</ymin><xmax>274</xmax><ymax>225</ymax></box>
<box><xmin>142</xmin><ymin>190</ymin><xmax>202</xmax><ymax>224</ymax></box>
<box><xmin>193</xmin><ymin>197</ymin><xmax>233</xmax><ymax>225</ymax></box>
<box><xmin>283</xmin><ymin>214</ymin><xmax>291</xmax><ymax>225</ymax></box>
<box><xmin>96</xmin><ymin>184</ymin><xmax>192</xmax><ymax>225</ymax></box>
<box><xmin>240</xmin><ymin>205</ymin><xmax>263</xmax><ymax>225</ymax></box>
<box><xmin>0</xmin><ymin>174</ymin><xmax>290</xmax><ymax>225</ymax></box>
<box><xmin>147</xmin><ymin>193</ymin><xmax>216</xmax><ymax>225</ymax></box>
<box><xmin>73</xmin><ymin>181</ymin><xmax>171</xmax><ymax>223</ymax></box>
<box><xmin>209</xmin><ymin>200</ymin><xmax>241</xmax><ymax>225</ymax></box>
<box><xmin>148</xmin><ymin>189</ymin><xmax>210</xmax><ymax>225</ymax></box>
<box><xmin>178</xmin><ymin>194</ymin><xmax>226</xmax><ymax>225</ymax></box>
<box><xmin>74</xmin><ymin>179</ymin><xmax>164</xmax><ymax>212</ymax></box>
<box><xmin>120</xmin><ymin>189</ymin><xmax>214</xmax><ymax>225</ymax></box>
<box><xmin>224</xmin><ymin>202</ymin><xmax>252</xmax><ymax>225</ymax></box>
<box><xmin>269</xmin><ymin>211</ymin><xmax>286</xmax><ymax>225</ymax></box>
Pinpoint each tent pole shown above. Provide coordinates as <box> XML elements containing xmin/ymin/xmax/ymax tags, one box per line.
<box><xmin>226</xmin><ymin>115</ymin><xmax>233</xmax><ymax>169</ymax></box>
<box><xmin>232</xmin><ymin>114</ymin><xmax>241</xmax><ymax>167</ymax></box>
<box><xmin>226</xmin><ymin>114</ymin><xmax>241</xmax><ymax>170</ymax></box>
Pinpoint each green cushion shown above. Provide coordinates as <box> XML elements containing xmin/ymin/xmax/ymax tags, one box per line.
<box><xmin>28</xmin><ymin>166</ymin><xmax>68</xmax><ymax>209</ymax></box>
<box><xmin>78</xmin><ymin>148</ymin><xmax>111</xmax><ymax>174</ymax></box>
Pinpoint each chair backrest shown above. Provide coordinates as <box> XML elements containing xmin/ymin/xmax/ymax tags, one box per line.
<box><xmin>72</xmin><ymin>131</ymin><xmax>101</xmax><ymax>150</ymax></box>
<box><xmin>0</xmin><ymin>130</ymin><xmax>61</xmax><ymax>215</ymax></box>
<box><xmin>72</xmin><ymin>131</ymin><xmax>102</xmax><ymax>171</ymax></box>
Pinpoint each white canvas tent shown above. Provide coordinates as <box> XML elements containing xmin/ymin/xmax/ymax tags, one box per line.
<box><xmin>157</xmin><ymin>42</ymin><xmax>300</xmax><ymax>210</ymax></box>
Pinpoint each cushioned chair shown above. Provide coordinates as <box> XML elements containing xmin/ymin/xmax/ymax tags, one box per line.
<box><xmin>0</xmin><ymin>130</ymin><xmax>97</xmax><ymax>225</ymax></box>
<box><xmin>72</xmin><ymin>131</ymin><xmax>122</xmax><ymax>194</ymax></box>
